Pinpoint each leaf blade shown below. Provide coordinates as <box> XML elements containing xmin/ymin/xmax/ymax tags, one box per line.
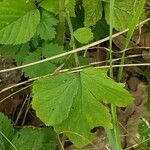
<box><xmin>0</xmin><ymin>0</ymin><xmax>40</xmax><ymax>44</ymax></box>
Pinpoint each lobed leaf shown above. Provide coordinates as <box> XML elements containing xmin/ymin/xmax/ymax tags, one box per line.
<box><xmin>42</xmin><ymin>43</ymin><xmax>65</xmax><ymax>63</ymax></box>
<box><xmin>11</xmin><ymin>127</ymin><xmax>56</xmax><ymax>150</ymax></box>
<box><xmin>83</xmin><ymin>0</ymin><xmax>103</xmax><ymax>27</ymax></box>
<box><xmin>32</xmin><ymin>67</ymin><xmax>133</xmax><ymax>147</ymax></box>
<box><xmin>32</xmin><ymin>73</ymin><xmax>79</xmax><ymax>125</ymax></box>
<box><xmin>0</xmin><ymin>113</ymin><xmax>14</xmax><ymax>149</ymax></box>
<box><xmin>37</xmin><ymin>10</ymin><xmax>58</xmax><ymax>41</ymax></box>
<box><xmin>66</xmin><ymin>0</ymin><xmax>76</xmax><ymax>17</ymax></box>
<box><xmin>23</xmin><ymin>49</ymin><xmax>56</xmax><ymax>78</ymax></box>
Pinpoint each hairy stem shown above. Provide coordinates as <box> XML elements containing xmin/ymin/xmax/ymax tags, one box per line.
<box><xmin>66</xmin><ymin>10</ymin><xmax>80</xmax><ymax>66</ymax></box>
<box><xmin>57</xmin><ymin>0</ymin><xmax>66</xmax><ymax>45</ymax></box>
<box><xmin>108</xmin><ymin>0</ymin><xmax>122</xmax><ymax>149</ymax></box>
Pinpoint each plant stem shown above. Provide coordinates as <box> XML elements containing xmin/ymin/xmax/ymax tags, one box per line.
<box><xmin>66</xmin><ymin>10</ymin><xmax>80</xmax><ymax>66</ymax></box>
<box><xmin>111</xmin><ymin>105</ymin><xmax>121</xmax><ymax>150</ymax></box>
<box><xmin>57</xmin><ymin>134</ymin><xmax>65</xmax><ymax>150</ymax></box>
<box><xmin>57</xmin><ymin>0</ymin><xmax>66</xmax><ymax>45</ymax></box>
<box><xmin>108</xmin><ymin>0</ymin><xmax>122</xmax><ymax>149</ymax></box>
<box><xmin>109</xmin><ymin>6</ymin><xmax>114</xmax><ymax>79</ymax></box>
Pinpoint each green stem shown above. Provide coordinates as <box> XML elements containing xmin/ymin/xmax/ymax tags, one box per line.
<box><xmin>108</xmin><ymin>0</ymin><xmax>122</xmax><ymax>149</ymax></box>
<box><xmin>111</xmin><ymin>105</ymin><xmax>122</xmax><ymax>150</ymax></box>
<box><xmin>105</xmin><ymin>129</ymin><xmax>116</xmax><ymax>150</ymax></box>
<box><xmin>57</xmin><ymin>0</ymin><xmax>66</xmax><ymax>45</ymax></box>
<box><xmin>66</xmin><ymin>10</ymin><xmax>80</xmax><ymax>66</ymax></box>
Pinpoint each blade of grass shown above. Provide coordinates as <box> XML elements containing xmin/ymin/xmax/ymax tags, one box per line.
<box><xmin>106</xmin><ymin>0</ymin><xmax>122</xmax><ymax>149</ymax></box>
<box><xmin>105</xmin><ymin>129</ymin><xmax>117</xmax><ymax>149</ymax></box>
<box><xmin>118</xmin><ymin>0</ymin><xmax>146</xmax><ymax>81</ymax></box>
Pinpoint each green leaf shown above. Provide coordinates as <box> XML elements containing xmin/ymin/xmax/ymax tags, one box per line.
<box><xmin>0</xmin><ymin>43</ymin><xmax>30</xmax><ymax>65</ymax></box>
<box><xmin>41</xmin><ymin>127</ymin><xmax>56</xmax><ymax>150</ymax></box>
<box><xmin>11</xmin><ymin>128</ymin><xmax>43</xmax><ymax>150</ymax></box>
<box><xmin>55</xmin><ymin>68</ymin><xmax>133</xmax><ymax>147</ymax></box>
<box><xmin>66</xmin><ymin>0</ymin><xmax>76</xmax><ymax>17</ymax></box>
<box><xmin>23</xmin><ymin>49</ymin><xmax>56</xmax><ymax>78</ymax></box>
<box><xmin>105</xmin><ymin>0</ymin><xmax>145</xmax><ymax>31</ymax></box>
<box><xmin>32</xmin><ymin>67</ymin><xmax>133</xmax><ymax>147</ymax></box>
<box><xmin>37</xmin><ymin>10</ymin><xmax>58</xmax><ymax>41</ymax></box>
<box><xmin>42</xmin><ymin>43</ymin><xmax>65</xmax><ymax>63</ymax></box>
<box><xmin>55</xmin><ymin>85</ymin><xmax>112</xmax><ymax>147</ymax></box>
<box><xmin>125</xmin><ymin>0</ymin><xmax>146</xmax><ymax>48</ymax></box>
<box><xmin>83</xmin><ymin>0</ymin><xmax>103</xmax><ymax>26</ymax></box>
<box><xmin>0</xmin><ymin>0</ymin><xmax>40</xmax><ymax>44</ymax></box>
<box><xmin>32</xmin><ymin>73</ymin><xmax>79</xmax><ymax>125</ymax></box>
<box><xmin>81</xmin><ymin>68</ymin><xmax>133</xmax><ymax>107</ymax></box>
<box><xmin>40</xmin><ymin>0</ymin><xmax>59</xmax><ymax>14</ymax></box>
<box><xmin>73</xmin><ymin>27</ymin><xmax>93</xmax><ymax>44</ymax></box>
<box><xmin>0</xmin><ymin>113</ymin><xmax>14</xmax><ymax>149</ymax></box>
<box><xmin>15</xmin><ymin>44</ymin><xmax>30</xmax><ymax>65</ymax></box>
<box><xmin>93</xmin><ymin>18</ymin><xmax>109</xmax><ymax>40</ymax></box>
<box><xmin>11</xmin><ymin>127</ymin><xmax>56</xmax><ymax>150</ymax></box>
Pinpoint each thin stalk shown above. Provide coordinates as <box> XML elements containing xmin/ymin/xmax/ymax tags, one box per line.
<box><xmin>105</xmin><ymin>129</ymin><xmax>121</xmax><ymax>150</ymax></box>
<box><xmin>57</xmin><ymin>134</ymin><xmax>65</xmax><ymax>150</ymax></box>
<box><xmin>108</xmin><ymin>0</ymin><xmax>122</xmax><ymax>149</ymax></box>
<box><xmin>57</xmin><ymin>0</ymin><xmax>66</xmax><ymax>44</ymax></box>
<box><xmin>0</xmin><ymin>130</ymin><xmax>17</xmax><ymax>150</ymax></box>
<box><xmin>109</xmin><ymin>1</ymin><xmax>114</xmax><ymax>79</ymax></box>
<box><xmin>66</xmin><ymin>10</ymin><xmax>80</xmax><ymax>66</ymax></box>
<box><xmin>111</xmin><ymin>105</ymin><xmax>121</xmax><ymax>150</ymax></box>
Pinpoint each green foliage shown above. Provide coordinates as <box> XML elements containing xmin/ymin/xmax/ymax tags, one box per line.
<box><xmin>32</xmin><ymin>73</ymin><xmax>78</xmax><ymax>125</ymax></box>
<box><xmin>0</xmin><ymin>0</ymin><xmax>40</xmax><ymax>44</ymax></box>
<box><xmin>11</xmin><ymin>127</ymin><xmax>56</xmax><ymax>150</ymax></box>
<box><xmin>37</xmin><ymin>10</ymin><xmax>58</xmax><ymax>41</ymax></box>
<box><xmin>40</xmin><ymin>0</ymin><xmax>76</xmax><ymax>17</ymax></box>
<box><xmin>11</xmin><ymin>128</ymin><xmax>46</xmax><ymax>150</ymax></box>
<box><xmin>32</xmin><ymin>67</ymin><xmax>133</xmax><ymax>147</ymax></box>
<box><xmin>73</xmin><ymin>27</ymin><xmax>94</xmax><ymax>44</ymax></box>
<box><xmin>92</xmin><ymin>18</ymin><xmax>109</xmax><ymax>40</ymax></box>
<box><xmin>83</xmin><ymin>0</ymin><xmax>103</xmax><ymax>27</ymax></box>
<box><xmin>0</xmin><ymin>43</ymin><xmax>30</xmax><ymax>65</ymax></box>
<box><xmin>40</xmin><ymin>0</ymin><xmax>59</xmax><ymax>14</ymax></box>
<box><xmin>42</xmin><ymin>43</ymin><xmax>65</xmax><ymax>63</ymax></box>
<box><xmin>0</xmin><ymin>112</ymin><xmax>56</xmax><ymax>150</ymax></box>
<box><xmin>0</xmin><ymin>0</ymin><xmax>146</xmax><ymax>149</ymax></box>
<box><xmin>66</xmin><ymin>0</ymin><xmax>76</xmax><ymax>17</ymax></box>
<box><xmin>0</xmin><ymin>113</ymin><xmax>14</xmax><ymax>149</ymax></box>
<box><xmin>22</xmin><ymin>49</ymin><xmax>56</xmax><ymax>78</ymax></box>
<box><xmin>105</xmin><ymin>0</ymin><xmax>145</xmax><ymax>31</ymax></box>
<box><xmin>22</xmin><ymin>43</ymin><xmax>65</xmax><ymax>78</ymax></box>
<box><xmin>125</xmin><ymin>0</ymin><xmax>146</xmax><ymax>48</ymax></box>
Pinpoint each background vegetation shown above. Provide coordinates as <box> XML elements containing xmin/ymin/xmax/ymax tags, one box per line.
<box><xmin>0</xmin><ymin>0</ymin><xmax>150</xmax><ymax>149</ymax></box>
